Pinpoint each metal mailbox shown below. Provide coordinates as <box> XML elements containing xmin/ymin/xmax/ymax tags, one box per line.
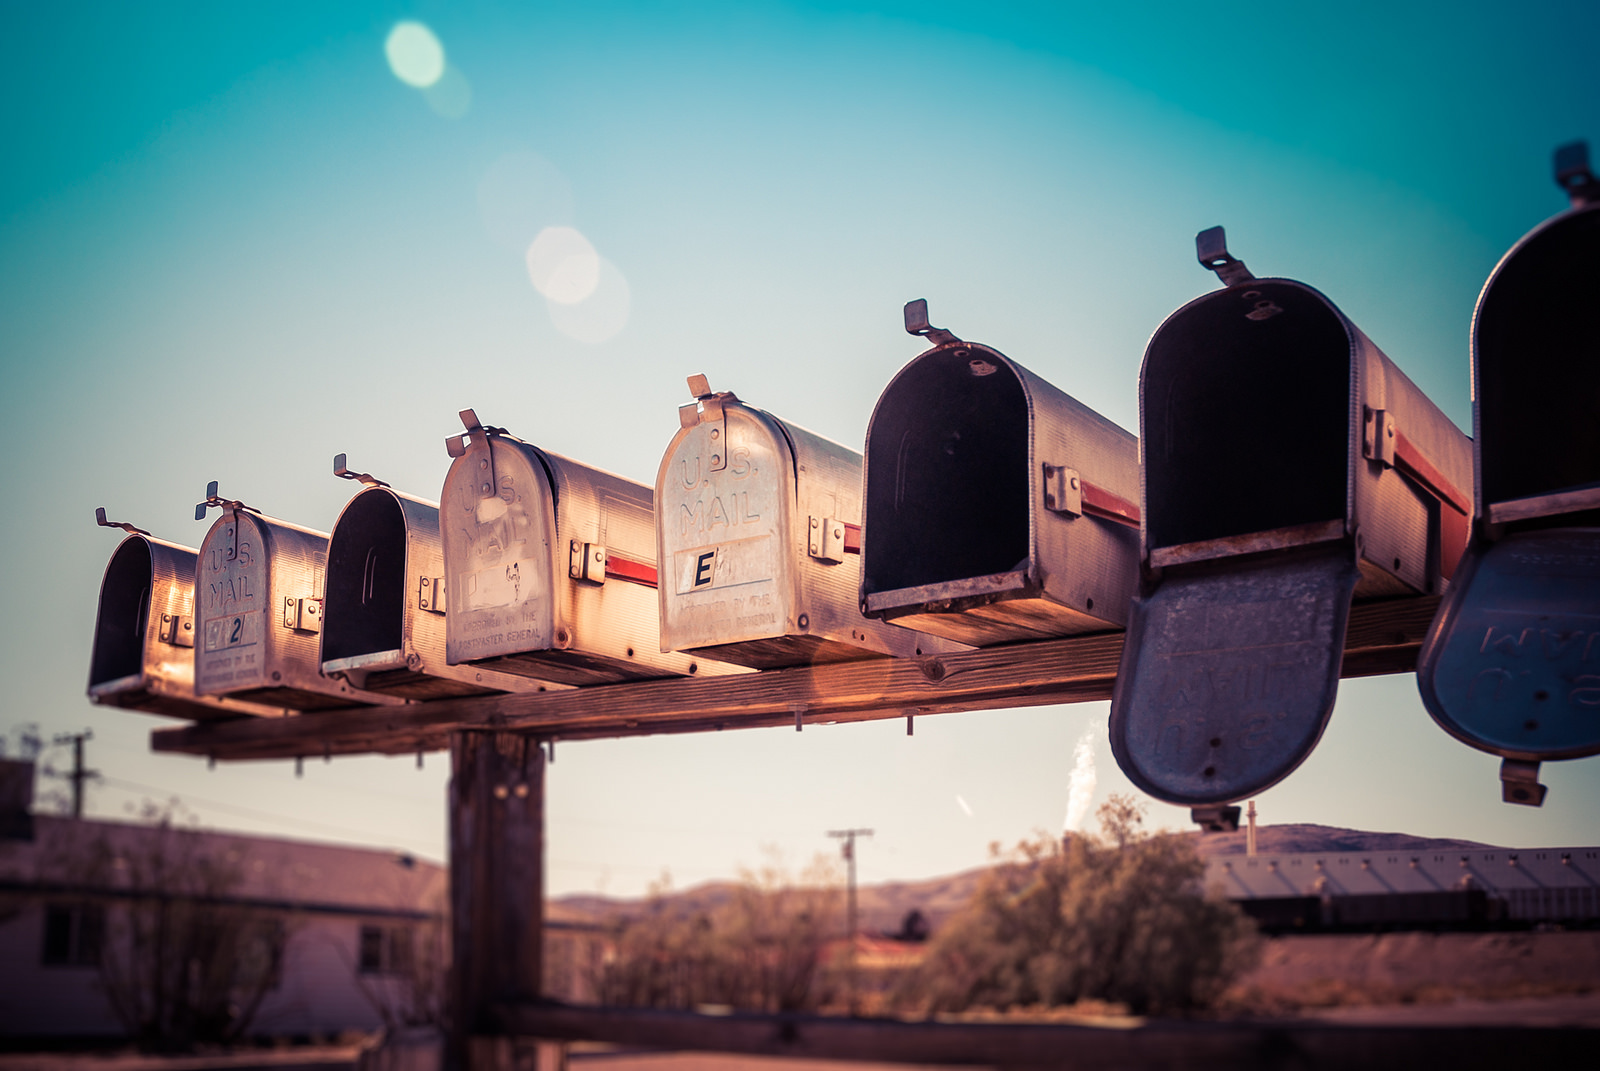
<box><xmin>859</xmin><ymin>300</ymin><xmax>1142</xmax><ymax>647</ymax></box>
<box><xmin>320</xmin><ymin>456</ymin><xmax>566</xmax><ymax>700</ymax></box>
<box><xmin>193</xmin><ymin>484</ymin><xmax>404</xmax><ymax>711</ymax></box>
<box><xmin>657</xmin><ymin>375</ymin><xmax>964</xmax><ymax>667</ymax></box>
<box><xmin>1417</xmin><ymin>141</ymin><xmax>1600</xmax><ymax>805</ymax></box>
<box><xmin>1110</xmin><ymin>227</ymin><xmax>1474</xmax><ymax>813</ymax></box>
<box><xmin>88</xmin><ymin>511</ymin><xmax>282</xmax><ymax>721</ymax></box>
<box><xmin>441</xmin><ymin>410</ymin><xmax>740</xmax><ymax>685</ymax></box>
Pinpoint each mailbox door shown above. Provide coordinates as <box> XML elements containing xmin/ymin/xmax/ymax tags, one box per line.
<box><xmin>658</xmin><ymin>404</ymin><xmax>797</xmax><ymax>661</ymax></box>
<box><xmin>1110</xmin><ymin>545</ymin><xmax>1360</xmax><ymax>805</ymax></box>
<box><xmin>862</xmin><ymin>343</ymin><xmax>1138</xmax><ymax>645</ymax></box>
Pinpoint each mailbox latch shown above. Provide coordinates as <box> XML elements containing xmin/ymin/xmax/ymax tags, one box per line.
<box><xmin>1043</xmin><ymin>465</ymin><xmax>1083</xmax><ymax>516</ymax></box>
<box><xmin>808</xmin><ymin>516</ymin><xmax>849</xmax><ymax>564</ymax></box>
<box><xmin>419</xmin><ymin>576</ymin><xmax>447</xmax><ymax>614</ymax></box>
<box><xmin>681</xmin><ymin>375</ymin><xmax>737</xmax><ymax>473</ymax></box>
<box><xmin>283</xmin><ymin>597</ymin><xmax>322</xmax><ymax>633</ymax></box>
<box><xmin>159</xmin><ymin>613</ymin><xmax>195</xmax><ymax>648</ymax></box>
<box><xmin>570</xmin><ymin>541</ymin><xmax>607</xmax><ymax>584</ymax></box>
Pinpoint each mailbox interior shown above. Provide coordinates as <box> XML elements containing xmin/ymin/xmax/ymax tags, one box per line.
<box><xmin>90</xmin><ymin>537</ymin><xmax>155</xmax><ymax>693</ymax></box>
<box><xmin>1475</xmin><ymin>207</ymin><xmax>1600</xmax><ymax>521</ymax></box>
<box><xmin>322</xmin><ymin>490</ymin><xmax>407</xmax><ymax>672</ymax></box>
<box><xmin>1143</xmin><ymin>281</ymin><xmax>1350</xmax><ymax>555</ymax></box>
<box><xmin>864</xmin><ymin>347</ymin><xmax>1030</xmax><ymax>595</ymax></box>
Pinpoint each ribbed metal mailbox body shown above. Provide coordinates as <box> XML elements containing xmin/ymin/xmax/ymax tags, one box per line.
<box><xmin>194</xmin><ymin>508</ymin><xmax>400</xmax><ymax>710</ymax></box>
<box><xmin>322</xmin><ymin>486</ymin><xmax>561</xmax><ymax>700</ymax></box>
<box><xmin>89</xmin><ymin>534</ymin><xmax>281</xmax><ymax>720</ymax></box>
<box><xmin>442</xmin><ymin>420</ymin><xmax>732</xmax><ymax>685</ymax></box>
<box><xmin>1111</xmin><ymin>260</ymin><xmax>1474</xmax><ymax>807</ymax></box>
<box><xmin>657</xmin><ymin>387</ymin><xmax>961</xmax><ymax>667</ymax></box>
<box><xmin>860</xmin><ymin>339</ymin><xmax>1141</xmax><ymax>646</ymax></box>
<box><xmin>1417</xmin><ymin>176</ymin><xmax>1600</xmax><ymax>781</ymax></box>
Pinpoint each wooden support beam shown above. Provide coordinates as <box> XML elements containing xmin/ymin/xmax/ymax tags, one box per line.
<box><xmin>496</xmin><ymin>1001</ymin><xmax>1594</xmax><ymax>1070</ymax></box>
<box><xmin>449</xmin><ymin>732</ymin><xmax>544</xmax><ymax>1071</ymax></box>
<box><xmin>151</xmin><ymin>596</ymin><xmax>1440</xmax><ymax>762</ymax></box>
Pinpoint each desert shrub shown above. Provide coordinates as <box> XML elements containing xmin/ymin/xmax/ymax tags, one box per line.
<box><xmin>898</xmin><ymin>796</ymin><xmax>1258</xmax><ymax>1016</ymax></box>
<box><xmin>595</xmin><ymin>854</ymin><xmax>841</xmax><ymax>1012</ymax></box>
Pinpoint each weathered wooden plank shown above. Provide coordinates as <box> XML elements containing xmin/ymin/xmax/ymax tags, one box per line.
<box><xmin>495</xmin><ymin>1000</ymin><xmax>1593</xmax><ymax>1069</ymax></box>
<box><xmin>151</xmin><ymin>596</ymin><xmax>1440</xmax><ymax>761</ymax></box>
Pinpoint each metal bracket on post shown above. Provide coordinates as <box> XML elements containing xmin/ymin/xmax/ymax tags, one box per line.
<box><xmin>1555</xmin><ymin>140</ymin><xmax>1597</xmax><ymax>208</ymax></box>
<box><xmin>95</xmin><ymin>508</ymin><xmax>150</xmax><ymax>536</ymax></box>
<box><xmin>681</xmin><ymin>375</ymin><xmax>737</xmax><ymax>472</ymax></box>
<box><xmin>903</xmin><ymin>298</ymin><xmax>959</xmax><ymax>346</ymax></box>
<box><xmin>1042</xmin><ymin>465</ymin><xmax>1083</xmax><ymax>516</ymax></box>
<box><xmin>1190</xmin><ymin>805</ymin><xmax>1242</xmax><ymax>833</ymax></box>
<box><xmin>1196</xmin><ymin>226</ymin><xmax>1256</xmax><ymax>287</ymax></box>
<box><xmin>1500</xmin><ymin>758</ymin><xmax>1548</xmax><ymax>807</ymax></box>
<box><xmin>332</xmin><ymin>453</ymin><xmax>390</xmax><ymax>489</ymax></box>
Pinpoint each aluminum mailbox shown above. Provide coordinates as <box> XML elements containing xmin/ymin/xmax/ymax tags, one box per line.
<box><xmin>1111</xmin><ymin>228</ymin><xmax>1474</xmax><ymax>811</ymax></box>
<box><xmin>859</xmin><ymin>301</ymin><xmax>1142</xmax><ymax>647</ymax></box>
<box><xmin>193</xmin><ymin>484</ymin><xmax>403</xmax><ymax>711</ymax></box>
<box><xmin>1417</xmin><ymin>142</ymin><xmax>1600</xmax><ymax>805</ymax></box>
<box><xmin>442</xmin><ymin>410</ymin><xmax>739</xmax><ymax>685</ymax></box>
<box><xmin>657</xmin><ymin>376</ymin><xmax>964</xmax><ymax>667</ymax></box>
<box><xmin>88</xmin><ymin>512</ymin><xmax>283</xmax><ymax>721</ymax></box>
<box><xmin>320</xmin><ymin>457</ymin><xmax>566</xmax><ymax>700</ymax></box>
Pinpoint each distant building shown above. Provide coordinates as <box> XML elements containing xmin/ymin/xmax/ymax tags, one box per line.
<box><xmin>1208</xmin><ymin>847</ymin><xmax>1600</xmax><ymax>932</ymax></box>
<box><xmin>0</xmin><ymin>761</ymin><xmax>446</xmax><ymax>1042</ymax></box>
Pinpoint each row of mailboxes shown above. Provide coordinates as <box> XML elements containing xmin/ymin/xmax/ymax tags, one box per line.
<box><xmin>88</xmin><ymin>141</ymin><xmax>1595</xmax><ymax>816</ymax></box>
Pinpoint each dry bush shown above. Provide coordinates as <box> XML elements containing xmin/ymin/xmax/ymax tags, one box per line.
<box><xmin>595</xmin><ymin>853</ymin><xmax>842</xmax><ymax>1012</ymax></box>
<box><xmin>897</xmin><ymin>796</ymin><xmax>1258</xmax><ymax>1016</ymax></box>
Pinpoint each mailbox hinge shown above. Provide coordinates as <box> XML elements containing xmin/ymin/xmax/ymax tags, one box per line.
<box><xmin>283</xmin><ymin>596</ymin><xmax>323</xmax><ymax>632</ymax></box>
<box><xmin>681</xmin><ymin>375</ymin><xmax>738</xmax><ymax>472</ymax></box>
<box><xmin>419</xmin><ymin>576</ymin><xmax>446</xmax><ymax>614</ymax></box>
<box><xmin>1190</xmin><ymin>805</ymin><xmax>1242</xmax><ymax>832</ymax></box>
<box><xmin>159</xmin><ymin>613</ymin><xmax>195</xmax><ymax>648</ymax></box>
<box><xmin>1500</xmin><ymin>758</ymin><xmax>1547</xmax><ymax>807</ymax></box>
<box><xmin>1555</xmin><ymin>140</ymin><xmax>1597</xmax><ymax>208</ymax></box>
<box><xmin>808</xmin><ymin>516</ymin><xmax>850</xmax><ymax>564</ymax></box>
<box><xmin>570</xmin><ymin>541</ymin><xmax>607</xmax><ymax>584</ymax></box>
<box><xmin>1196</xmin><ymin>226</ymin><xmax>1256</xmax><ymax>287</ymax></box>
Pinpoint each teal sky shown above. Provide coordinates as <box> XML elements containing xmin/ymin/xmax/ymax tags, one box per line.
<box><xmin>3</xmin><ymin>2</ymin><xmax>1596</xmax><ymax>896</ymax></box>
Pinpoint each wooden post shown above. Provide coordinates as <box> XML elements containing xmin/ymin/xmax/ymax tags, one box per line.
<box><xmin>448</xmin><ymin>731</ymin><xmax>545</xmax><ymax>1071</ymax></box>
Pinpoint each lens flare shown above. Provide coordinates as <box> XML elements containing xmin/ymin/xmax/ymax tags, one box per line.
<box><xmin>385</xmin><ymin>22</ymin><xmax>445</xmax><ymax>88</ymax></box>
<box><xmin>526</xmin><ymin>227</ymin><xmax>600</xmax><ymax>305</ymax></box>
<box><xmin>425</xmin><ymin>66</ymin><xmax>471</xmax><ymax>118</ymax></box>
<box><xmin>549</xmin><ymin>258</ymin><xmax>631</xmax><ymax>345</ymax></box>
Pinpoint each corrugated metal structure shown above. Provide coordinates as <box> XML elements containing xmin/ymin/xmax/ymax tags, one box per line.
<box><xmin>1207</xmin><ymin>847</ymin><xmax>1600</xmax><ymax>931</ymax></box>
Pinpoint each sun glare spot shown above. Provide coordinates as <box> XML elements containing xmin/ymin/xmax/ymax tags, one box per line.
<box><xmin>549</xmin><ymin>258</ymin><xmax>631</xmax><ymax>345</ymax></box>
<box><xmin>526</xmin><ymin>227</ymin><xmax>600</xmax><ymax>305</ymax></box>
<box><xmin>425</xmin><ymin>66</ymin><xmax>472</xmax><ymax>118</ymax></box>
<box><xmin>385</xmin><ymin>22</ymin><xmax>446</xmax><ymax>88</ymax></box>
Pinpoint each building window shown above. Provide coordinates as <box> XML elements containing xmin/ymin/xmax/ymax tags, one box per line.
<box><xmin>358</xmin><ymin>923</ymin><xmax>414</xmax><ymax>975</ymax></box>
<box><xmin>42</xmin><ymin>903</ymin><xmax>104</xmax><ymax>967</ymax></box>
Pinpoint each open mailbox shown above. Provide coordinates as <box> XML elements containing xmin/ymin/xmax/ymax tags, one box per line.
<box><xmin>441</xmin><ymin>410</ymin><xmax>737</xmax><ymax>685</ymax></box>
<box><xmin>1417</xmin><ymin>142</ymin><xmax>1600</xmax><ymax>805</ymax></box>
<box><xmin>88</xmin><ymin>511</ymin><xmax>282</xmax><ymax>720</ymax></box>
<box><xmin>193</xmin><ymin>484</ymin><xmax>403</xmax><ymax>711</ymax></box>
<box><xmin>859</xmin><ymin>301</ymin><xmax>1141</xmax><ymax>647</ymax></box>
<box><xmin>1110</xmin><ymin>228</ymin><xmax>1473</xmax><ymax>811</ymax></box>
<box><xmin>320</xmin><ymin>456</ymin><xmax>564</xmax><ymax>700</ymax></box>
<box><xmin>657</xmin><ymin>376</ymin><xmax>961</xmax><ymax>667</ymax></box>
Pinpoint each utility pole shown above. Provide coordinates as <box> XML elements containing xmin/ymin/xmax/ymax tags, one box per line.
<box><xmin>50</xmin><ymin>730</ymin><xmax>99</xmax><ymax>819</ymax></box>
<box><xmin>1246</xmin><ymin>800</ymin><xmax>1258</xmax><ymax>857</ymax></box>
<box><xmin>827</xmin><ymin>827</ymin><xmax>873</xmax><ymax>1015</ymax></box>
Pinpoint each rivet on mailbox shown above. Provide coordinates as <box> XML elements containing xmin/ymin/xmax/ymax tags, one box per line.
<box><xmin>89</xmin><ymin>509</ymin><xmax>283</xmax><ymax>721</ymax></box>
<box><xmin>320</xmin><ymin>455</ymin><xmax>568</xmax><ymax>700</ymax></box>
<box><xmin>192</xmin><ymin>483</ymin><xmax>406</xmax><ymax>711</ymax></box>
<box><xmin>1417</xmin><ymin>140</ymin><xmax>1600</xmax><ymax>806</ymax></box>
<box><xmin>441</xmin><ymin>410</ymin><xmax>742</xmax><ymax>684</ymax></box>
<box><xmin>859</xmin><ymin>299</ymin><xmax>1142</xmax><ymax>646</ymax></box>
<box><xmin>657</xmin><ymin>376</ymin><xmax>968</xmax><ymax>667</ymax></box>
<box><xmin>1110</xmin><ymin>228</ymin><xmax>1474</xmax><ymax>815</ymax></box>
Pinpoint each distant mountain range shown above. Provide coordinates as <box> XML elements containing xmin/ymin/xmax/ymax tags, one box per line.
<box><xmin>550</xmin><ymin>824</ymin><xmax>1505</xmax><ymax>935</ymax></box>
